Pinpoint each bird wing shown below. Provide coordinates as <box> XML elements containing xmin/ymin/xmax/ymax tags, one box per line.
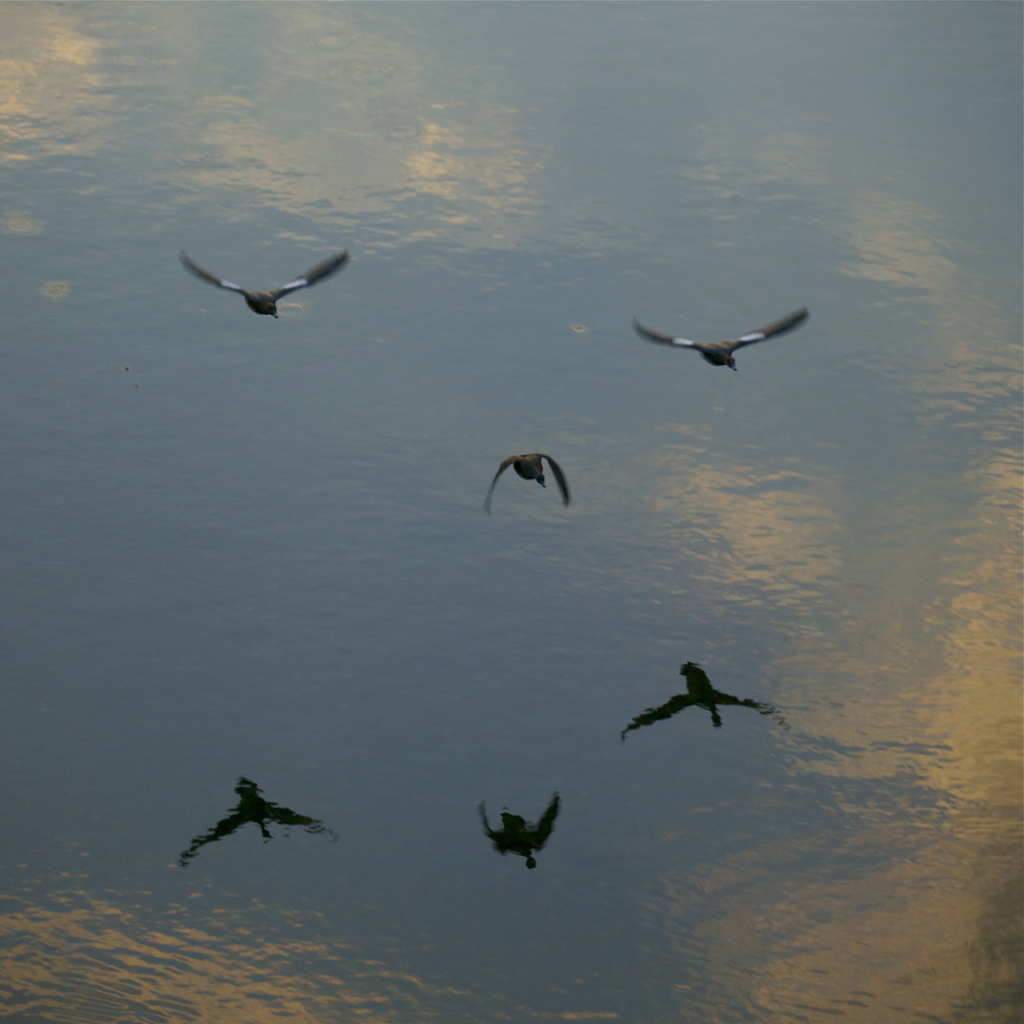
<box><xmin>478</xmin><ymin>801</ymin><xmax>494</xmax><ymax>832</ymax></box>
<box><xmin>540</xmin><ymin>454</ymin><xmax>571</xmax><ymax>507</ymax></box>
<box><xmin>633</xmin><ymin>318</ymin><xmax>697</xmax><ymax>348</ymax></box>
<box><xmin>725</xmin><ymin>308</ymin><xmax>809</xmax><ymax>352</ymax></box>
<box><xmin>179</xmin><ymin>251</ymin><xmax>245</xmax><ymax>293</ymax></box>
<box><xmin>272</xmin><ymin>251</ymin><xmax>350</xmax><ymax>299</ymax></box>
<box><xmin>483</xmin><ymin>456</ymin><xmax>517</xmax><ymax>514</ymax></box>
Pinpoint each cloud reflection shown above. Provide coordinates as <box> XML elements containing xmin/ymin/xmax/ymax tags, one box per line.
<box><xmin>0</xmin><ymin>887</ymin><xmax>464</xmax><ymax>1023</ymax></box>
<box><xmin>650</xmin><ymin>451</ymin><xmax>840</xmax><ymax>612</ymax></box>
<box><xmin>172</xmin><ymin>8</ymin><xmax>544</xmax><ymax>248</ymax></box>
<box><xmin>0</xmin><ymin>6</ymin><xmax>112</xmax><ymax>162</ymax></box>
<box><xmin>0</xmin><ymin>5</ymin><xmax>546</xmax><ymax>247</ymax></box>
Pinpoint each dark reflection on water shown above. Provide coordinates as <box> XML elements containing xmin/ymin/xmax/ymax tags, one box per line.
<box><xmin>178</xmin><ymin>776</ymin><xmax>337</xmax><ymax>867</ymax></box>
<box><xmin>479</xmin><ymin>793</ymin><xmax>560</xmax><ymax>870</ymax></box>
<box><xmin>622</xmin><ymin>661</ymin><xmax>787</xmax><ymax>739</ymax></box>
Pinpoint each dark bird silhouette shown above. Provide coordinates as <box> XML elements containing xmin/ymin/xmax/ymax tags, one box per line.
<box><xmin>178</xmin><ymin>777</ymin><xmax>337</xmax><ymax>866</ymax></box>
<box><xmin>179</xmin><ymin>250</ymin><xmax>350</xmax><ymax>317</ymax></box>
<box><xmin>621</xmin><ymin>662</ymin><xmax>786</xmax><ymax>739</ymax></box>
<box><xmin>484</xmin><ymin>453</ymin><xmax>571</xmax><ymax>513</ymax></box>
<box><xmin>479</xmin><ymin>793</ymin><xmax>560</xmax><ymax>869</ymax></box>
<box><xmin>633</xmin><ymin>308</ymin><xmax>808</xmax><ymax>370</ymax></box>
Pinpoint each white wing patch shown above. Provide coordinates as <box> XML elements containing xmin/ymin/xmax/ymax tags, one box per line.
<box><xmin>219</xmin><ymin>279</ymin><xmax>244</xmax><ymax>292</ymax></box>
<box><xmin>281</xmin><ymin>277</ymin><xmax>308</xmax><ymax>291</ymax></box>
<box><xmin>738</xmin><ymin>331</ymin><xmax>766</xmax><ymax>342</ymax></box>
<box><xmin>672</xmin><ymin>338</ymin><xmax>696</xmax><ymax>347</ymax></box>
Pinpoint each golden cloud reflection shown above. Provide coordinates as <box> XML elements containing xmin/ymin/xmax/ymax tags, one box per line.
<box><xmin>842</xmin><ymin>190</ymin><xmax>958</xmax><ymax>296</ymax></box>
<box><xmin>171</xmin><ymin>7</ymin><xmax>545</xmax><ymax>249</ymax></box>
<box><xmin>655</xmin><ymin>475</ymin><xmax>1018</xmax><ymax>1016</ymax></box>
<box><xmin>0</xmin><ymin>7</ymin><xmax>112</xmax><ymax>162</ymax></box>
<box><xmin>735</xmin><ymin>448</ymin><xmax>1019</xmax><ymax>1011</ymax></box>
<box><xmin>643</xmin><ymin>168</ymin><xmax>1020</xmax><ymax>1015</ymax></box>
<box><xmin>188</xmin><ymin>98</ymin><xmax>542</xmax><ymax>248</ymax></box>
<box><xmin>403</xmin><ymin>116</ymin><xmax>541</xmax><ymax>212</ymax></box>
<box><xmin>842</xmin><ymin>189</ymin><xmax>1020</xmax><ymax>425</ymax></box>
<box><xmin>674</xmin><ymin>416</ymin><xmax>1016</xmax><ymax>1000</ymax></box>
<box><xmin>0</xmin><ymin>887</ymin><xmax>469</xmax><ymax>1023</ymax></box>
<box><xmin>0</xmin><ymin>6</ymin><xmax>545</xmax><ymax>248</ymax></box>
<box><xmin>655</xmin><ymin>829</ymin><xmax>994</xmax><ymax>1024</ymax></box>
<box><xmin>649</xmin><ymin>440</ymin><xmax>841</xmax><ymax>610</ymax></box>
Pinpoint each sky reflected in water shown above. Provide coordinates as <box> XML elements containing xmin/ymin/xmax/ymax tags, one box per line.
<box><xmin>0</xmin><ymin>3</ymin><xmax>1020</xmax><ymax>1022</ymax></box>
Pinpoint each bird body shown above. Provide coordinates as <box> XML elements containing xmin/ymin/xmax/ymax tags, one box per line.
<box><xmin>179</xmin><ymin>250</ymin><xmax>350</xmax><ymax>317</ymax></box>
<box><xmin>633</xmin><ymin>308</ymin><xmax>808</xmax><ymax>370</ymax></box>
<box><xmin>484</xmin><ymin>453</ymin><xmax>571</xmax><ymax>513</ymax></box>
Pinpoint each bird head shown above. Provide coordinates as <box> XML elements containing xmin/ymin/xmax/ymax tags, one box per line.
<box><xmin>536</xmin><ymin>474</ymin><xmax>546</xmax><ymax>488</ymax></box>
<box><xmin>727</xmin><ymin>356</ymin><xmax>737</xmax><ymax>370</ymax></box>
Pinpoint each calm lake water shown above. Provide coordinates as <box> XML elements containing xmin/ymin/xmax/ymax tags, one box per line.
<box><xmin>1</xmin><ymin>3</ymin><xmax>1020</xmax><ymax>1022</ymax></box>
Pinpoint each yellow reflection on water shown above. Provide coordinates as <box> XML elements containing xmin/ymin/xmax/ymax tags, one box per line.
<box><xmin>0</xmin><ymin>4</ymin><xmax>544</xmax><ymax>248</ymax></box>
<box><xmin>184</xmin><ymin>93</ymin><xmax>542</xmax><ymax>249</ymax></box>
<box><xmin>650</xmin><ymin>444</ymin><xmax>841</xmax><ymax>609</ymax></box>
<box><xmin>0</xmin><ymin>888</ymin><xmax>467</xmax><ymax>1023</ymax></box>
<box><xmin>657</xmin><ymin>832</ymin><xmax>994</xmax><ymax>1023</ymax></box>
<box><xmin>169</xmin><ymin>7</ymin><xmax>544</xmax><ymax>248</ymax></box>
<box><xmin>844</xmin><ymin>189</ymin><xmax>1020</xmax><ymax>426</ymax></box>
<box><xmin>843</xmin><ymin>190</ymin><xmax>958</xmax><ymax>295</ymax></box>
<box><xmin>649</xmin><ymin>177</ymin><xmax>1021</xmax><ymax>1019</ymax></box>
<box><xmin>0</xmin><ymin>6</ymin><xmax>112</xmax><ymax>161</ymax></box>
<box><xmin>403</xmin><ymin>114</ymin><xmax>542</xmax><ymax>212</ymax></box>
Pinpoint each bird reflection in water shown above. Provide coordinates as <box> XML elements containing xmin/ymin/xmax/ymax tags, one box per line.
<box><xmin>479</xmin><ymin>792</ymin><xmax>560</xmax><ymax>869</ymax></box>
<box><xmin>178</xmin><ymin>777</ymin><xmax>337</xmax><ymax>867</ymax></box>
<box><xmin>621</xmin><ymin>662</ymin><xmax>786</xmax><ymax>740</ymax></box>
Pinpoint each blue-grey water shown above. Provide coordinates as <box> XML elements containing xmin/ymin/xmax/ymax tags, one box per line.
<box><xmin>0</xmin><ymin>3</ymin><xmax>1020</xmax><ymax>1022</ymax></box>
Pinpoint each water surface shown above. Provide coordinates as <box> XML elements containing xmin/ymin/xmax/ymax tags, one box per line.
<box><xmin>0</xmin><ymin>3</ymin><xmax>1020</xmax><ymax>1022</ymax></box>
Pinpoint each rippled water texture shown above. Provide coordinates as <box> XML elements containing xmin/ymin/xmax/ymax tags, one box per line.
<box><xmin>0</xmin><ymin>3</ymin><xmax>1020</xmax><ymax>1022</ymax></box>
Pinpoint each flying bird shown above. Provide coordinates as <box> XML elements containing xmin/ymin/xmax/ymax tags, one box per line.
<box><xmin>484</xmin><ymin>453</ymin><xmax>571</xmax><ymax>514</ymax></box>
<box><xmin>633</xmin><ymin>308</ymin><xmax>809</xmax><ymax>370</ymax></box>
<box><xmin>179</xmin><ymin>250</ymin><xmax>350</xmax><ymax>317</ymax></box>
